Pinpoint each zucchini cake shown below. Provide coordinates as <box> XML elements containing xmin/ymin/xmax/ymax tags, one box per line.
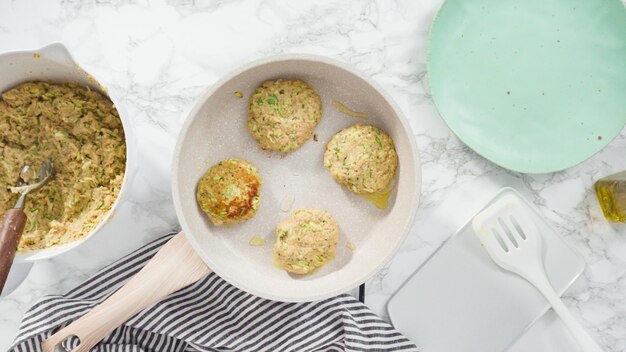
<box><xmin>324</xmin><ymin>123</ymin><xmax>398</xmax><ymax>195</ymax></box>
<box><xmin>0</xmin><ymin>81</ymin><xmax>126</xmax><ymax>252</ymax></box>
<box><xmin>273</xmin><ymin>208</ymin><xmax>339</xmax><ymax>275</ymax></box>
<box><xmin>196</xmin><ymin>158</ymin><xmax>261</xmax><ymax>225</ymax></box>
<box><xmin>247</xmin><ymin>79</ymin><xmax>322</xmax><ymax>152</ymax></box>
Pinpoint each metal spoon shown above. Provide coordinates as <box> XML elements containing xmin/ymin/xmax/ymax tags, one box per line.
<box><xmin>0</xmin><ymin>159</ymin><xmax>54</xmax><ymax>293</ymax></box>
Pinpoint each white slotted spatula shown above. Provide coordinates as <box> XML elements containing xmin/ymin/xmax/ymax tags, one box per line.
<box><xmin>472</xmin><ymin>194</ymin><xmax>603</xmax><ymax>352</ymax></box>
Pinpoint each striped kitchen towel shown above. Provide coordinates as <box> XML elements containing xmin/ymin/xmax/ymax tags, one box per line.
<box><xmin>9</xmin><ymin>234</ymin><xmax>418</xmax><ymax>352</ymax></box>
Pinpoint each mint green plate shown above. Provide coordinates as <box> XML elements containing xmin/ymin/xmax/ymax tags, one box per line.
<box><xmin>429</xmin><ymin>0</ymin><xmax>626</xmax><ymax>173</ymax></box>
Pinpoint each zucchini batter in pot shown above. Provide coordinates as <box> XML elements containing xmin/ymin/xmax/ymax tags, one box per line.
<box><xmin>0</xmin><ymin>82</ymin><xmax>126</xmax><ymax>252</ymax></box>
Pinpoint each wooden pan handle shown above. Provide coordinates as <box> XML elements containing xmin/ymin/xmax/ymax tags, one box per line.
<box><xmin>0</xmin><ymin>208</ymin><xmax>27</xmax><ymax>293</ymax></box>
<box><xmin>42</xmin><ymin>232</ymin><xmax>211</xmax><ymax>352</ymax></box>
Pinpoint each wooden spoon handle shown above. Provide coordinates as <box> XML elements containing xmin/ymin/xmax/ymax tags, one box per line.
<box><xmin>41</xmin><ymin>232</ymin><xmax>211</xmax><ymax>352</ymax></box>
<box><xmin>0</xmin><ymin>208</ymin><xmax>27</xmax><ymax>293</ymax></box>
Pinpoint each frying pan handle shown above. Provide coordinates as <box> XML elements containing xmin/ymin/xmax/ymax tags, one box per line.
<box><xmin>41</xmin><ymin>232</ymin><xmax>211</xmax><ymax>352</ymax></box>
<box><xmin>0</xmin><ymin>208</ymin><xmax>27</xmax><ymax>293</ymax></box>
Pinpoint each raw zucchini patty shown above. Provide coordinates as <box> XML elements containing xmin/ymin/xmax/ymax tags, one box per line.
<box><xmin>247</xmin><ymin>79</ymin><xmax>322</xmax><ymax>152</ymax></box>
<box><xmin>324</xmin><ymin>123</ymin><xmax>398</xmax><ymax>194</ymax></box>
<box><xmin>273</xmin><ymin>208</ymin><xmax>339</xmax><ymax>275</ymax></box>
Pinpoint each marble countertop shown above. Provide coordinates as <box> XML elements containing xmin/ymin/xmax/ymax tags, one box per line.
<box><xmin>1</xmin><ymin>0</ymin><xmax>625</xmax><ymax>351</ymax></box>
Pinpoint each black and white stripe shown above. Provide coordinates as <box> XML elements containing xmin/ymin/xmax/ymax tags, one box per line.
<box><xmin>9</xmin><ymin>234</ymin><xmax>418</xmax><ymax>352</ymax></box>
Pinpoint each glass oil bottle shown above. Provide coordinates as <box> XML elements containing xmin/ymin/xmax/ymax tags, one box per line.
<box><xmin>595</xmin><ymin>171</ymin><xmax>626</xmax><ymax>222</ymax></box>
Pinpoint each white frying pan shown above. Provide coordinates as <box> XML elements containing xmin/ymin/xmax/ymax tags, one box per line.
<box><xmin>43</xmin><ymin>55</ymin><xmax>421</xmax><ymax>352</ymax></box>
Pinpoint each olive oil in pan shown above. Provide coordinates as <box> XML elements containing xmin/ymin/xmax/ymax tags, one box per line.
<box><xmin>362</xmin><ymin>181</ymin><xmax>394</xmax><ymax>210</ymax></box>
<box><xmin>332</xmin><ymin>100</ymin><xmax>368</xmax><ymax>119</ymax></box>
<box><xmin>249</xmin><ymin>235</ymin><xmax>266</xmax><ymax>246</ymax></box>
<box><xmin>363</xmin><ymin>189</ymin><xmax>392</xmax><ymax>209</ymax></box>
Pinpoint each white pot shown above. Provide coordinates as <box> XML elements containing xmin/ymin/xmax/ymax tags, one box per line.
<box><xmin>0</xmin><ymin>43</ymin><xmax>137</xmax><ymax>295</ymax></box>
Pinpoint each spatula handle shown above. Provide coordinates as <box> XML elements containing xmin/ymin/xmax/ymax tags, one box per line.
<box><xmin>41</xmin><ymin>232</ymin><xmax>211</xmax><ymax>352</ymax></box>
<box><xmin>0</xmin><ymin>208</ymin><xmax>27</xmax><ymax>294</ymax></box>
<box><xmin>533</xmin><ymin>275</ymin><xmax>604</xmax><ymax>352</ymax></box>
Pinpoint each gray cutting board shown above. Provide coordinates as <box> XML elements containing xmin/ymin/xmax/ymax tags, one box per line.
<box><xmin>387</xmin><ymin>187</ymin><xmax>585</xmax><ymax>352</ymax></box>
